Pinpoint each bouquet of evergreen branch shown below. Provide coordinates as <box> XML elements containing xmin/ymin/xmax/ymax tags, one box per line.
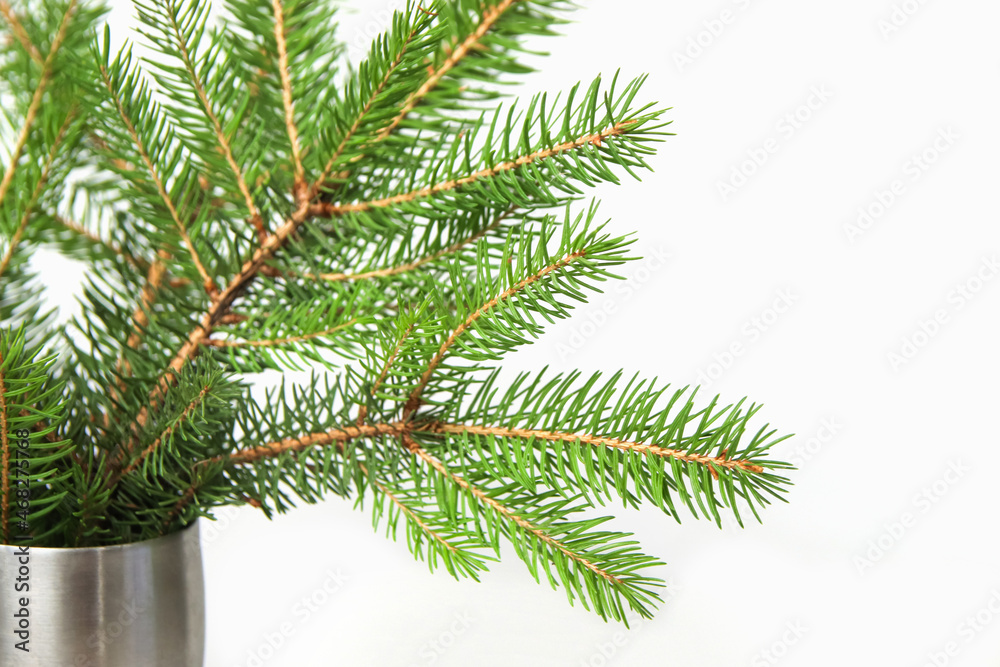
<box><xmin>0</xmin><ymin>0</ymin><xmax>794</xmax><ymax>622</ymax></box>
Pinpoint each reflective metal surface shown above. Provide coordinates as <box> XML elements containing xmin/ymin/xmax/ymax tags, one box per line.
<box><xmin>0</xmin><ymin>519</ymin><xmax>205</xmax><ymax>666</ymax></box>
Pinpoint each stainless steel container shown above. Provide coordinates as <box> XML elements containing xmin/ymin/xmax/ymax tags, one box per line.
<box><xmin>0</xmin><ymin>519</ymin><xmax>205</xmax><ymax>667</ymax></box>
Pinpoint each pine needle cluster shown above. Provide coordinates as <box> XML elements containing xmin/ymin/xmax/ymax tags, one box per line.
<box><xmin>0</xmin><ymin>0</ymin><xmax>793</xmax><ymax>622</ymax></box>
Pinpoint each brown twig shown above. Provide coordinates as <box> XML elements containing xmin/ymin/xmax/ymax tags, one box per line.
<box><xmin>115</xmin><ymin>249</ymin><xmax>170</xmax><ymax>385</ymax></box>
<box><xmin>428</xmin><ymin>422</ymin><xmax>764</xmax><ymax>475</ymax></box>
<box><xmin>202</xmin><ymin>318</ymin><xmax>358</xmax><ymax>348</ymax></box>
<box><xmin>272</xmin><ymin>0</ymin><xmax>305</xmax><ymax>196</ymax></box>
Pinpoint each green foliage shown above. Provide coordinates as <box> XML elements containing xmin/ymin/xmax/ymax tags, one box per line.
<box><xmin>0</xmin><ymin>0</ymin><xmax>794</xmax><ymax>623</ymax></box>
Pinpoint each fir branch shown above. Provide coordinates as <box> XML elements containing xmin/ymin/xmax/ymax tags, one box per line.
<box><xmin>49</xmin><ymin>214</ymin><xmax>192</xmax><ymax>287</ymax></box>
<box><xmin>368</xmin><ymin>474</ymin><xmax>456</xmax><ymax>552</ymax></box>
<box><xmin>0</xmin><ymin>109</ymin><xmax>76</xmax><ymax>279</ymax></box>
<box><xmin>313</xmin><ymin>121</ymin><xmax>633</xmax><ymax>216</ymax></box>
<box><xmin>152</xmin><ymin>0</ymin><xmax>268</xmax><ymax>239</ymax></box>
<box><xmin>402</xmin><ymin>434</ymin><xmax>623</xmax><ymax>586</ymax></box>
<box><xmin>312</xmin><ymin>10</ymin><xmax>427</xmax><ymax>194</ymax></box>
<box><xmin>372</xmin><ymin>323</ymin><xmax>414</xmax><ymax>396</ymax></box>
<box><xmin>112</xmin><ymin>193</ymin><xmax>314</xmax><ymax>472</ymax></box>
<box><xmin>0</xmin><ymin>0</ymin><xmax>795</xmax><ymax>623</ymax></box>
<box><xmin>117</xmin><ymin>382</ymin><xmax>212</xmax><ymax>479</ymax></box>
<box><xmin>52</xmin><ymin>214</ymin><xmax>146</xmax><ymax>270</ymax></box>
<box><xmin>375</xmin><ymin>0</ymin><xmax>517</xmax><ymax>140</ymax></box>
<box><xmin>360</xmin><ymin>460</ymin><xmax>475</xmax><ymax>567</ymax></box>
<box><xmin>97</xmin><ymin>61</ymin><xmax>219</xmax><ymax>296</ymax></box>
<box><xmin>405</xmin><ymin>247</ymin><xmax>587</xmax><ymax>413</ymax></box>
<box><xmin>0</xmin><ymin>0</ymin><xmax>76</xmax><ymax>212</ymax></box>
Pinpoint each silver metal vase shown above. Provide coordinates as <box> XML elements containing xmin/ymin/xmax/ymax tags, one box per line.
<box><xmin>0</xmin><ymin>519</ymin><xmax>205</xmax><ymax>667</ymax></box>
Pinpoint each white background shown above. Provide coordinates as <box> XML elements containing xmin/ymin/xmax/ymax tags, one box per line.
<box><xmin>68</xmin><ymin>0</ymin><xmax>1000</xmax><ymax>665</ymax></box>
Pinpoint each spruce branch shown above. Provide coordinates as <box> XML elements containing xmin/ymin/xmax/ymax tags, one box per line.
<box><xmin>49</xmin><ymin>213</ymin><xmax>154</xmax><ymax>274</ymax></box>
<box><xmin>0</xmin><ymin>0</ymin><xmax>795</xmax><ymax>622</ymax></box>
<box><xmin>313</xmin><ymin>121</ymin><xmax>637</xmax><ymax>217</ymax></box>
<box><xmin>135</xmin><ymin>0</ymin><xmax>269</xmax><ymax>239</ymax></box>
<box><xmin>0</xmin><ymin>108</ymin><xmax>77</xmax><ymax>279</ymax></box>
<box><xmin>0</xmin><ymin>0</ymin><xmax>77</xmax><ymax>212</ymax></box>
<box><xmin>406</xmin><ymin>247</ymin><xmax>585</xmax><ymax>414</ymax></box>
<box><xmin>375</xmin><ymin>0</ymin><xmax>516</xmax><ymax>140</ymax></box>
<box><xmin>361</xmin><ymin>461</ymin><xmax>494</xmax><ymax>580</ymax></box>
<box><xmin>313</xmin><ymin>4</ymin><xmax>436</xmax><ymax>193</ymax></box>
<box><xmin>95</xmin><ymin>54</ymin><xmax>218</xmax><ymax>296</ymax></box>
